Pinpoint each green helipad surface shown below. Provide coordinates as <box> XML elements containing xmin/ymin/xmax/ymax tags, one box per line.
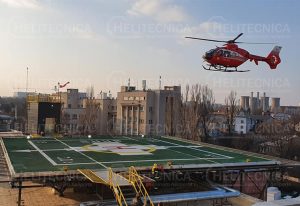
<box><xmin>1</xmin><ymin>136</ymin><xmax>273</xmax><ymax>174</ymax></box>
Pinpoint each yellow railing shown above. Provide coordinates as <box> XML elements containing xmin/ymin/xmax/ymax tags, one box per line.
<box><xmin>79</xmin><ymin>167</ymin><xmax>153</xmax><ymax>206</ymax></box>
<box><xmin>128</xmin><ymin>166</ymin><xmax>154</xmax><ymax>206</ymax></box>
<box><xmin>78</xmin><ymin>169</ymin><xmax>106</xmax><ymax>184</ymax></box>
<box><xmin>108</xmin><ymin>168</ymin><xmax>128</xmax><ymax>206</ymax></box>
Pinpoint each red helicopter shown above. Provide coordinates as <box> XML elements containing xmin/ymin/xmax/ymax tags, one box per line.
<box><xmin>185</xmin><ymin>33</ymin><xmax>282</xmax><ymax>72</ymax></box>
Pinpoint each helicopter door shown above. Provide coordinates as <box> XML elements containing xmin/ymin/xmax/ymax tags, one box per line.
<box><xmin>223</xmin><ymin>50</ymin><xmax>230</xmax><ymax>57</ymax></box>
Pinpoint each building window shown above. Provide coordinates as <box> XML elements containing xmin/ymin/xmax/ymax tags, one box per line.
<box><xmin>149</xmin><ymin>120</ymin><xmax>153</xmax><ymax>124</ymax></box>
<box><xmin>134</xmin><ymin>107</ymin><xmax>138</xmax><ymax>111</ymax></box>
<box><xmin>72</xmin><ymin>114</ymin><xmax>77</xmax><ymax>120</ymax></box>
<box><xmin>149</xmin><ymin>107</ymin><xmax>153</xmax><ymax>112</ymax></box>
<box><xmin>240</xmin><ymin>125</ymin><xmax>243</xmax><ymax>129</ymax></box>
<box><xmin>68</xmin><ymin>104</ymin><xmax>71</xmax><ymax>108</ymax></box>
<box><xmin>241</xmin><ymin>120</ymin><xmax>244</xmax><ymax>124</ymax></box>
<box><xmin>140</xmin><ymin>106</ymin><xmax>144</xmax><ymax>111</ymax></box>
<box><xmin>139</xmin><ymin>119</ymin><xmax>144</xmax><ymax>123</ymax></box>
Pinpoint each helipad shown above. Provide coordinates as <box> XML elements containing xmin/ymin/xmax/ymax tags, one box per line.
<box><xmin>0</xmin><ymin>136</ymin><xmax>277</xmax><ymax>175</ymax></box>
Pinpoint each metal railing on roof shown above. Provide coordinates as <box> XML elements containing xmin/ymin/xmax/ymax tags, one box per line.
<box><xmin>27</xmin><ymin>94</ymin><xmax>61</xmax><ymax>103</ymax></box>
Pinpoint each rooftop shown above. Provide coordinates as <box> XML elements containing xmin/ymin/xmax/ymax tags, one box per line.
<box><xmin>0</xmin><ymin>136</ymin><xmax>280</xmax><ymax>180</ymax></box>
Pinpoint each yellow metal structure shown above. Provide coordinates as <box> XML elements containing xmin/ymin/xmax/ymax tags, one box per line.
<box><xmin>108</xmin><ymin>168</ymin><xmax>129</xmax><ymax>206</ymax></box>
<box><xmin>78</xmin><ymin>167</ymin><xmax>154</xmax><ymax>206</ymax></box>
<box><xmin>27</xmin><ymin>94</ymin><xmax>61</xmax><ymax>103</ymax></box>
<box><xmin>128</xmin><ymin>166</ymin><xmax>154</xmax><ymax>206</ymax></box>
<box><xmin>78</xmin><ymin>169</ymin><xmax>107</xmax><ymax>184</ymax></box>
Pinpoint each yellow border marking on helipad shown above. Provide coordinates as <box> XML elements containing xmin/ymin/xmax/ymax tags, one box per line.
<box><xmin>81</xmin><ymin>144</ymin><xmax>157</xmax><ymax>155</ymax></box>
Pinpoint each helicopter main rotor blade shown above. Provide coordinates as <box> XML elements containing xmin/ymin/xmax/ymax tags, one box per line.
<box><xmin>185</xmin><ymin>35</ymin><xmax>276</xmax><ymax>44</ymax></box>
<box><xmin>232</xmin><ymin>33</ymin><xmax>243</xmax><ymax>42</ymax></box>
<box><xmin>234</xmin><ymin>41</ymin><xmax>276</xmax><ymax>44</ymax></box>
<box><xmin>185</xmin><ymin>37</ymin><xmax>228</xmax><ymax>43</ymax></box>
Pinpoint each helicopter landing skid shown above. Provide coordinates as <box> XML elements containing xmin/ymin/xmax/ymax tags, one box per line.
<box><xmin>202</xmin><ymin>65</ymin><xmax>250</xmax><ymax>72</ymax></box>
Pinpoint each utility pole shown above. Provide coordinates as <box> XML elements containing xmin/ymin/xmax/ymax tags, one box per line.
<box><xmin>26</xmin><ymin>67</ymin><xmax>29</xmax><ymax>94</ymax></box>
<box><xmin>26</xmin><ymin>67</ymin><xmax>29</xmax><ymax>134</ymax></box>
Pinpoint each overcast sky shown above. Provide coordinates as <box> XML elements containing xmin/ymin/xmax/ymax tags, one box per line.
<box><xmin>0</xmin><ymin>0</ymin><xmax>299</xmax><ymax>105</ymax></box>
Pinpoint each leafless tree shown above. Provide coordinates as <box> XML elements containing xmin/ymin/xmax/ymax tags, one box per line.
<box><xmin>179</xmin><ymin>84</ymin><xmax>215</xmax><ymax>142</ymax></box>
<box><xmin>225</xmin><ymin>91</ymin><xmax>238</xmax><ymax>135</ymax></box>
<box><xmin>79</xmin><ymin>86</ymin><xmax>100</xmax><ymax>135</ymax></box>
<box><xmin>61</xmin><ymin>112</ymin><xmax>70</xmax><ymax>134</ymax></box>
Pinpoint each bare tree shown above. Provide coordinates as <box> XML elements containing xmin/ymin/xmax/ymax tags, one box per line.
<box><xmin>79</xmin><ymin>86</ymin><xmax>100</xmax><ymax>135</ymax></box>
<box><xmin>179</xmin><ymin>84</ymin><xmax>215</xmax><ymax>142</ymax></box>
<box><xmin>61</xmin><ymin>112</ymin><xmax>71</xmax><ymax>135</ymax></box>
<box><xmin>225</xmin><ymin>91</ymin><xmax>238</xmax><ymax>135</ymax></box>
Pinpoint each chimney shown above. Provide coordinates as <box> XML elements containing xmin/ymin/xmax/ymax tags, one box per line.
<box><xmin>159</xmin><ymin>76</ymin><xmax>162</xmax><ymax>90</ymax></box>
<box><xmin>262</xmin><ymin>92</ymin><xmax>266</xmax><ymax>112</ymax></box>
<box><xmin>142</xmin><ymin>80</ymin><xmax>146</xmax><ymax>91</ymax></box>
<box><xmin>128</xmin><ymin>78</ymin><xmax>130</xmax><ymax>91</ymax></box>
<box><xmin>257</xmin><ymin>92</ymin><xmax>260</xmax><ymax>108</ymax></box>
<box><xmin>250</xmin><ymin>92</ymin><xmax>254</xmax><ymax>114</ymax></box>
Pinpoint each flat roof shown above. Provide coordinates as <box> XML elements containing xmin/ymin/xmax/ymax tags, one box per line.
<box><xmin>0</xmin><ymin>136</ymin><xmax>280</xmax><ymax>180</ymax></box>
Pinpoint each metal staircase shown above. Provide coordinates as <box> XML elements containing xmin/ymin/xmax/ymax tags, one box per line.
<box><xmin>78</xmin><ymin>167</ymin><xmax>154</xmax><ymax>206</ymax></box>
<box><xmin>128</xmin><ymin>166</ymin><xmax>154</xmax><ymax>206</ymax></box>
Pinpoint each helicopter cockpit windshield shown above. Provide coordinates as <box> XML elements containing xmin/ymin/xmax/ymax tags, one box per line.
<box><xmin>204</xmin><ymin>49</ymin><xmax>216</xmax><ymax>60</ymax></box>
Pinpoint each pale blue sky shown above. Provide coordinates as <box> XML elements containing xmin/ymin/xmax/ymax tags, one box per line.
<box><xmin>0</xmin><ymin>0</ymin><xmax>299</xmax><ymax>105</ymax></box>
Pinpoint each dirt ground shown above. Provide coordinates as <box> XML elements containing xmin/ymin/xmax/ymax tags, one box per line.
<box><xmin>0</xmin><ymin>183</ymin><xmax>99</xmax><ymax>206</ymax></box>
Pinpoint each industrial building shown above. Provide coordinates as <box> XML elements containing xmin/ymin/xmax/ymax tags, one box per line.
<box><xmin>116</xmin><ymin>81</ymin><xmax>181</xmax><ymax>136</ymax></box>
<box><xmin>240</xmin><ymin>92</ymin><xmax>279</xmax><ymax>114</ymax></box>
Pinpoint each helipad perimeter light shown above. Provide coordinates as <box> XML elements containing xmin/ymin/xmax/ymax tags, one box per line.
<box><xmin>88</xmin><ymin>135</ymin><xmax>92</xmax><ymax>138</ymax></box>
<box><xmin>26</xmin><ymin>135</ymin><xmax>31</xmax><ymax>140</ymax></box>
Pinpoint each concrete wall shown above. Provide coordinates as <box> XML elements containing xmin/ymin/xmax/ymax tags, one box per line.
<box><xmin>27</xmin><ymin>102</ymin><xmax>38</xmax><ymax>134</ymax></box>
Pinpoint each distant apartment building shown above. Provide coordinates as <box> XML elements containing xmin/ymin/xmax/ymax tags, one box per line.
<box><xmin>14</xmin><ymin>91</ymin><xmax>36</xmax><ymax>98</ymax></box>
<box><xmin>81</xmin><ymin>97</ymin><xmax>117</xmax><ymax>135</ymax></box>
<box><xmin>234</xmin><ymin>110</ymin><xmax>268</xmax><ymax>134</ymax></box>
<box><xmin>59</xmin><ymin>89</ymin><xmax>86</xmax><ymax>135</ymax></box>
<box><xmin>27</xmin><ymin>89</ymin><xmax>117</xmax><ymax>135</ymax></box>
<box><xmin>116</xmin><ymin>83</ymin><xmax>181</xmax><ymax>136</ymax></box>
<box><xmin>60</xmin><ymin>89</ymin><xmax>116</xmax><ymax>135</ymax></box>
<box><xmin>208</xmin><ymin>111</ymin><xmax>228</xmax><ymax>136</ymax></box>
<box><xmin>234</xmin><ymin>111</ymin><xmax>256</xmax><ymax>134</ymax></box>
<box><xmin>280</xmin><ymin>106</ymin><xmax>300</xmax><ymax>115</ymax></box>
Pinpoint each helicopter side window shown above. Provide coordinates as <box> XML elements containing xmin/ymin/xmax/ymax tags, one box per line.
<box><xmin>223</xmin><ymin>51</ymin><xmax>230</xmax><ymax>57</ymax></box>
<box><xmin>216</xmin><ymin>50</ymin><xmax>223</xmax><ymax>56</ymax></box>
<box><xmin>207</xmin><ymin>49</ymin><xmax>215</xmax><ymax>55</ymax></box>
